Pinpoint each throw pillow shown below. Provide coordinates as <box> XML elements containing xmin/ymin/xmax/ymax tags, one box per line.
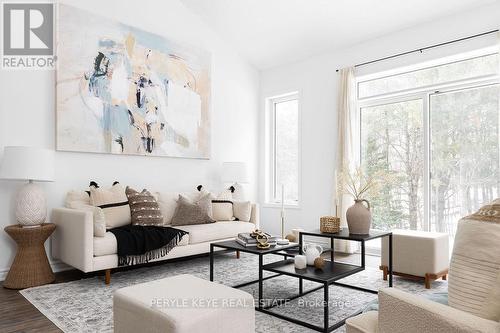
<box><xmin>171</xmin><ymin>195</ymin><xmax>215</xmax><ymax>226</ymax></box>
<box><xmin>67</xmin><ymin>201</ymin><xmax>106</xmax><ymax>237</ymax></box>
<box><xmin>65</xmin><ymin>190</ymin><xmax>90</xmax><ymax>207</ymax></box>
<box><xmin>196</xmin><ymin>185</ymin><xmax>233</xmax><ymax>201</ymax></box>
<box><xmin>90</xmin><ymin>183</ymin><xmax>131</xmax><ymax>229</ymax></box>
<box><xmin>126</xmin><ymin>187</ymin><xmax>164</xmax><ymax>226</ymax></box>
<box><xmin>157</xmin><ymin>192</ymin><xmax>179</xmax><ymax>225</ymax></box>
<box><xmin>212</xmin><ymin>200</ymin><xmax>234</xmax><ymax>221</ymax></box>
<box><xmin>233</xmin><ymin>201</ymin><xmax>252</xmax><ymax>222</ymax></box>
<box><xmin>448</xmin><ymin>199</ymin><xmax>500</xmax><ymax>321</ymax></box>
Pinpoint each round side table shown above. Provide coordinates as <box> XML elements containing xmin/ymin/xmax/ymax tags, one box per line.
<box><xmin>3</xmin><ymin>223</ymin><xmax>56</xmax><ymax>289</ymax></box>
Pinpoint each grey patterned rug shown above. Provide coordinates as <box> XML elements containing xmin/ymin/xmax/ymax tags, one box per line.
<box><xmin>21</xmin><ymin>252</ymin><xmax>447</xmax><ymax>332</ymax></box>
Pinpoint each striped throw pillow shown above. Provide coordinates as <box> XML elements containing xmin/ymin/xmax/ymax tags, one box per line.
<box><xmin>126</xmin><ymin>187</ymin><xmax>164</xmax><ymax>226</ymax></box>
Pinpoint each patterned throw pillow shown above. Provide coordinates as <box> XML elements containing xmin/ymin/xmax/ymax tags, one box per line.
<box><xmin>171</xmin><ymin>195</ymin><xmax>215</xmax><ymax>226</ymax></box>
<box><xmin>126</xmin><ymin>187</ymin><xmax>164</xmax><ymax>226</ymax></box>
<box><xmin>90</xmin><ymin>183</ymin><xmax>131</xmax><ymax>229</ymax></box>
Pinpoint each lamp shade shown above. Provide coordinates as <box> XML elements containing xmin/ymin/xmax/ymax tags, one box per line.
<box><xmin>222</xmin><ymin>162</ymin><xmax>248</xmax><ymax>183</ymax></box>
<box><xmin>0</xmin><ymin>146</ymin><xmax>55</xmax><ymax>182</ymax></box>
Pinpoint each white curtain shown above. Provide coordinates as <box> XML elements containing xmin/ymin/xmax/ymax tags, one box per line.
<box><xmin>334</xmin><ymin>67</ymin><xmax>359</xmax><ymax>253</ymax></box>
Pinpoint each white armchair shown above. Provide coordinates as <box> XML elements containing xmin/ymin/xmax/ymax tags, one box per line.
<box><xmin>347</xmin><ymin>199</ymin><xmax>500</xmax><ymax>333</ymax></box>
<box><xmin>346</xmin><ymin>288</ymin><xmax>500</xmax><ymax>333</ymax></box>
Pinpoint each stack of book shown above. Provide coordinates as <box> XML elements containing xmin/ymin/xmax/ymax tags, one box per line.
<box><xmin>236</xmin><ymin>232</ymin><xmax>278</xmax><ymax>247</ymax></box>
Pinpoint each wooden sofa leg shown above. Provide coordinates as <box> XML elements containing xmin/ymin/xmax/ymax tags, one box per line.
<box><xmin>425</xmin><ymin>273</ymin><xmax>431</xmax><ymax>289</ymax></box>
<box><xmin>105</xmin><ymin>269</ymin><xmax>111</xmax><ymax>285</ymax></box>
<box><xmin>380</xmin><ymin>265</ymin><xmax>388</xmax><ymax>281</ymax></box>
<box><xmin>236</xmin><ymin>250</ymin><xmax>240</xmax><ymax>259</ymax></box>
<box><xmin>442</xmin><ymin>274</ymin><xmax>447</xmax><ymax>280</ymax></box>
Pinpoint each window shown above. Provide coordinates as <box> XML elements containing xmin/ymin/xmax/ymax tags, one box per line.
<box><xmin>358</xmin><ymin>51</ymin><xmax>499</xmax><ymax>239</ymax></box>
<box><xmin>266</xmin><ymin>92</ymin><xmax>300</xmax><ymax>205</ymax></box>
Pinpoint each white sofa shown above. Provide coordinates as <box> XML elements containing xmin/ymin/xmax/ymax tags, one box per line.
<box><xmin>51</xmin><ymin>193</ymin><xmax>259</xmax><ymax>283</ymax></box>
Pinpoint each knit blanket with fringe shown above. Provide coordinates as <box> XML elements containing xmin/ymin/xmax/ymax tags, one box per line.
<box><xmin>109</xmin><ymin>225</ymin><xmax>188</xmax><ymax>266</ymax></box>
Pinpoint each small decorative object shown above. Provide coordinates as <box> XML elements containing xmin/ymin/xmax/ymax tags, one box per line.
<box><xmin>277</xmin><ymin>184</ymin><xmax>290</xmax><ymax>245</ymax></box>
<box><xmin>294</xmin><ymin>255</ymin><xmax>307</xmax><ymax>269</ymax></box>
<box><xmin>303</xmin><ymin>243</ymin><xmax>323</xmax><ymax>266</ymax></box>
<box><xmin>285</xmin><ymin>233</ymin><xmax>296</xmax><ymax>242</ymax></box>
<box><xmin>248</xmin><ymin>230</ymin><xmax>273</xmax><ymax>249</ymax></box>
<box><xmin>320</xmin><ymin>216</ymin><xmax>341</xmax><ymax>233</ymax></box>
<box><xmin>222</xmin><ymin>162</ymin><xmax>249</xmax><ymax>200</ymax></box>
<box><xmin>314</xmin><ymin>257</ymin><xmax>325</xmax><ymax>270</ymax></box>
<box><xmin>337</xmin><ymin>166</ymin><xmax>387</xmax><ymax>235</ymax></box>
<box><xmin>255</xmin><ymin>232</ymin><xmax>271</xmax><ymax>249</ymax></box>
<box><xmin>0</xmin><ymin>147</ymin><xmax>55</xmax><ymax>227</ymax></box>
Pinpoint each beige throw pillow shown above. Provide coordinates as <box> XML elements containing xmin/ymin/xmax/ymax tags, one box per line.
<box><xmin>448</xmin><ymin>199</ymin><xmax>500</xmax><ymax>321</ymax></box>
<box><xmin>126</xmin><ymin>187</ymin><xmax>163</xmax><ymax>226</ymax></box>
<box><xmin>233</xmin><ymin>201</ymin><xmax>252</xmax><ymax>222</ymax></box>
<box><xmin>212</xmin><ymin>200</ymin><xmax>234</xmax><ymax>221</ymax></box>
<box><xmin>90</xmin><ymin>184</ymin><xmax>131</xmax><ymax>229</ymax></box>
<box><xmin>67</xmin><ymin>201</ymin><xmax>106</xmax><ymax>237</ymax></box>
<box><xmin>171</xmin><ymin>195</ymin><xmax>214</xmax><ymax>226</ymax></box>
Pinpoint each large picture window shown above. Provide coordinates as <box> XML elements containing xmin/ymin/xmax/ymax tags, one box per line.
<box><xmin>358</xmin><ymin>52</ymin><xmax>499</xmax><ymax>238</ymax></box>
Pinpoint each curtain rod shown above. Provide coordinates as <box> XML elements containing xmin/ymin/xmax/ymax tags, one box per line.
<box><xmin>335</xmin><ymin>29</ymin><xmax>499</xmax><ymax>72</ymax></box>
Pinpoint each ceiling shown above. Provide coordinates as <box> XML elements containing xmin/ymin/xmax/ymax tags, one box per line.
<box><xmin>180</xmin><ymin>0</ymin><xmax>498</xmax><ymax>70</ymax></box>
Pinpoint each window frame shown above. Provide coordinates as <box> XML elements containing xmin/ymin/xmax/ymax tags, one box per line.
<box><xmin>357</xmin><ymin>50</ymin><xmax>500</xmax><ymax>232</ymax></box>
<box><xmin>264</xmin><ymin>91</ymin><xmax>301</xmax><ymax>208</ymax></box>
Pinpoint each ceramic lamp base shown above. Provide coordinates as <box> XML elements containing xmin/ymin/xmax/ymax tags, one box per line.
<box><xmin>16</xmin><ymin>181</ymin><xmax>47</xmax><ymax>226</ymax></box>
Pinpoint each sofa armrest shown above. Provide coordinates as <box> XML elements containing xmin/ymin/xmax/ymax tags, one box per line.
<box><xmin>250</xmin><ymin>203</ymin><xmax>260</xmax><ymax>229</ymax></box>
<box><xmin>51</xmin><ymin>208</ymin><xmax>94</xmax><ymax>273</ymax></box>
<box><xmin>379</xmin><ymin>288</ymin><xmax>499</xmax><ymax>333</ymax></box>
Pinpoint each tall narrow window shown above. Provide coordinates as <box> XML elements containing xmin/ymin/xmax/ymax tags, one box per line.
<box><xmin>266</xmin><ymin>93</ymin><xmax>299</xmax><ymax>205</ymax></box>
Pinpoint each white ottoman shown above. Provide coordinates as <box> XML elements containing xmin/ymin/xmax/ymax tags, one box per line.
<box><xmin>113</xmin><ymin>274</ymin><xmax>255</xmax><ymax>333</ymax></box>
<box><xmin>381</xmin><ymin>229</ymin><xmax>449</xmax><ymax>289</ymax></box>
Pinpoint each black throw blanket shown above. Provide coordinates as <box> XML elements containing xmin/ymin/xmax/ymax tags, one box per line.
<box><xmin>109</xmin><ymin>225</ymin><xmax>188</xmax><ymax>266</ymax></box>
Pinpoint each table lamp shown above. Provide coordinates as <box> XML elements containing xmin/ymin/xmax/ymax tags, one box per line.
<box><xmin>222</xmin><ymin>162</ymin><xmax>248</xmax><ymax>200</ymax></box>
<box><xmin>0</xmin><ymin>146</ymin><xmax>55</xmax><ymax>227</ymax></box>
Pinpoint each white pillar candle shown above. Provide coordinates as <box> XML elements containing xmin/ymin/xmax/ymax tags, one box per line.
<box><xmin>294</xmin><ymin>255</ymin><xmax>307</xmax><ymax>269</ymax></box>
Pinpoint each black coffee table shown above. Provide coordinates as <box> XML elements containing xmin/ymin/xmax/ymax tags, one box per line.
<box><xmin>259</xmin><ymin>229</ymin><xmax>393</xmax><ymax>332</ymax></box>
<box><xmin>209</xmin><ymin>240</ymin><xmax>299</xmax><ymax>303</ymax></box>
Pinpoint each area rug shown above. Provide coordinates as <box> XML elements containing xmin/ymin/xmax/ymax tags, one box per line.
<box><xmin>21</xmin><ymin>252</ymin><xmax>447</xmax><ymax>332</ymax></box>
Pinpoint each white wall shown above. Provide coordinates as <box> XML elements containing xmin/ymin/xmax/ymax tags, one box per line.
<box><xmin>259</xmin><ymin>2</ymin><xmax>500</xmax><ymax>237</ymax></box>
<box><xmin>0</xmin><ymin>0</ymin><xmax>260</xmax><ymax>278</ymax></box>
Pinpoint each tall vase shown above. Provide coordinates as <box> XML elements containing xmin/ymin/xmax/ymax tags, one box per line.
<box><xmin>346</xmin><ymin>199</ymin><xmax>372</xmax><ymax>234</ymax></box>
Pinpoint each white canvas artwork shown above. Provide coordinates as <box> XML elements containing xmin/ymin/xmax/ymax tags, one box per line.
<box><xmin>56</xmin><ymin>4</ymin><xmax>211</xmax><ymax>158</ymax></box>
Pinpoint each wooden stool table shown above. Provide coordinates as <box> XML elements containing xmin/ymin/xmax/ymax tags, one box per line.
<box><xmin>3</xmin><ymin>223</ymin><xmax>56</xmax><ymax>289</ymax></box>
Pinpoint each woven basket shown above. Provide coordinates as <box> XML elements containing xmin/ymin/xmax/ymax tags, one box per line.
<box><xmin>320</xmin><ymin>216</ymin><xmax>340</xmax><ymax>233</ymax></box>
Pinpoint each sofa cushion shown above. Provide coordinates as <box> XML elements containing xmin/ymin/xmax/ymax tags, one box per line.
<box><xmin>178</xmin><ymin>221</ymin><xmax>255</xmax><ymax>244</ymax></box>
<box><xmin>94</xmin><ymin>231</ymin><xmax>190</xmax><ymax>257</ymax></box>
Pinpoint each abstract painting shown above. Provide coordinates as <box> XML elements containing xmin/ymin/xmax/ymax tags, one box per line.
<box><xmin>56</xmin><ymin>5</ymin><xmax>211</xmax><ymax>158</ymax></box>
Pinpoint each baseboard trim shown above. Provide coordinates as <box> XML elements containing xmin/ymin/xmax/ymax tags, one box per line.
<box><xmin>0</xmin><ymin>260</ymin><xmax>72</xmax><ymax>282</ymax></box>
